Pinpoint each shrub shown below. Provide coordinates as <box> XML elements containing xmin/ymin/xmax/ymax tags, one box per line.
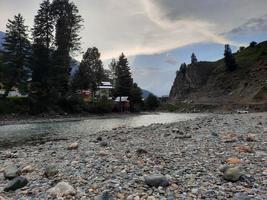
<box><xmin>144</xmin><ymin>94</ymin><xmax>159</xmax><ymax>110</ymax></box>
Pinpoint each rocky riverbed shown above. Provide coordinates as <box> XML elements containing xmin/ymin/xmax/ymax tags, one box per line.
<box><xmin>0</xmin><ymin>113</ymin><xmax>266</xmax><ymax>199</ymax></box>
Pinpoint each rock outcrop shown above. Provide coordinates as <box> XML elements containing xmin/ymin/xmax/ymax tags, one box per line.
<box><xmin>169</xmin><ymin>41</ymin><xmax>267</xmax><ymax>107</ymax></box>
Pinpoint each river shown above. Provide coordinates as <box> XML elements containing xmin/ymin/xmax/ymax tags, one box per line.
<box><xmin>0</xmin><ymin>112</ymin><xmax>205</xmax><ymax>149</ymax></box>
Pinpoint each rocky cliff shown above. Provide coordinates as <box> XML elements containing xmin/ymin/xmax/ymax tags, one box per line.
<box><xmin>170</xmin><ymin>41</ymin><xmax>267</xmax><ymax>106</ymax></box>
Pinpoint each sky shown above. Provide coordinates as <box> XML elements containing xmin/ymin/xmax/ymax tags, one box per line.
<box><xmin>0</xmin><ymin>0</ymin><xmax>267</xmax><ymax>95</ymax></box>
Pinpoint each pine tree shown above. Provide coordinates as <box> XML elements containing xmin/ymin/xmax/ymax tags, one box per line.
<box><xmin>51</xmin><ymin>0</ymin><xmax>83</xmax><ymax>98</ymax></box>
<box><xmin>224</xmin><ymin>44</ymin><xmax>237</xmax><ymax>71</ymax></box>
<box><xmin>191</xmin><ymin>53</ymin><xmax>197</xmax><ymax>64</ymax></box>
<box><xmin>114</xmin><ymin>53</ymin><xmax>133</xmax><ymax>97</ymax></box>
<box><xmin>31</xmin><ymin>0</ymin><xmax>54</xmax><ymax>111</ymax></box>
<box><xmin>72</xmin><ymin>47</ymin><xmax>105</xmax><ymax>93</ymax></box>
<box><xmin>145</xmin><ymin>94</ymin><xmax>159</xmax><ymax>110</ymax></box>
<box><xmin>2</xmin><ymin>14</ymin><xmax>31</xmax><ymax>97</ymax></box>
<box><xmin>130</xmin><ymin>83</ymin><xmax>142</xmax><ymax>102</ymax></box>
<box><xmin>180</xmin><ymin>63</ymin><xmax>187</xmax><ymax>74</ymax></box>
<box><xmin>109</xmin><ymin>59</ymin><xmax>117</xmax><ymax>87</ymax></box>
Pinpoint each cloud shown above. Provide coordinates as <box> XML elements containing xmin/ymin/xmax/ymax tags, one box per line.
<box><xmin>228</xmin><ymin>15</ymin><xmax>267</xmax><ymax>35</ymax></box>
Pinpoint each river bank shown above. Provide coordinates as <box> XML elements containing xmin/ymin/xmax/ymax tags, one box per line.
<box><xmin>0</xmin><ymin>113</ymin><xmax>266</xmax><ymax>199</ymax></box>
<box><xmin>0</xmin><ymin>113</ymin><xmax>151</xmax><ymax>126</ymax></box>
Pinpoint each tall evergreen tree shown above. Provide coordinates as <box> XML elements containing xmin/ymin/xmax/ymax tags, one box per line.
<box><xmin>72</xmin><ymin>47</ymin><xmax>105</xmax><ymax>93</ymax></box>
<box><xmin>2</xmin><ymin>14</ymin><xmax>31</xmax><ymax>97</ymax></box>
<box><xmin>114</xmin><ymin>53</ymin><xmax>133</xmax><ymax>97</ymax></box>
<box><xmin>180</xmin><ymin>63</ymin><xmax>187</xmax><ymax>74</ymax></box>
<box><xmin>51</xmin><ymin>0</ymin><xmax>83</xmax><ymax>98</ymax></box>
<box><xmin>109</xmin><ymin>58</ymin><xmax>117</xmax><ymax>86</ymax></box>
<box><xmin>191</xmin><ymin>53</ymin><xmax>197</xmax><ymax>64</ymax></box>
<box><xmin>31</xmin><ymin>0</ymin><xmax>54</xmax><ymax>110</ymax></box>
<box><xmin>129</xmin><ymin>82</ymin><xmax>143</xmax><ymax>110</ymax></box>
<box><xmin>224</xmin><ymin>44</ymin><xmax>237</xmax><ymax>71</ymax></box>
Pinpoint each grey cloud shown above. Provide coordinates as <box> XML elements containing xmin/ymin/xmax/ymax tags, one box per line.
<box><xmin>147</xmin><ymin>0</ymin><xmax>267</xmax><ymax>31</ymax></box>
<box><xmin>228</xmin><ymin>15</ymin><xmax>267</xmax><ymax>35</ymax></box>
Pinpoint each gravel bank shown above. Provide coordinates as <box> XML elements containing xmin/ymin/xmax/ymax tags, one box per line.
<box><xmin>0</xmin><ymin>113</ymin><xmax>266</xmax><ymax>199</ymax></box>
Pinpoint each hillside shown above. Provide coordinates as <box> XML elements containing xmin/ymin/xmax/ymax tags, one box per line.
<box><xmin>170</xmin><ymin>41</ymin><xmax>267</xmax><ymax>108</ymax></box>
<box><xmin>0</xmin><ymin>31</ymin><xmax>4</xmax><ymax>50</ymax></box>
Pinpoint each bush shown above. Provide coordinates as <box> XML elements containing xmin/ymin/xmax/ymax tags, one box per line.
<box><xmin>0</xmin><ymin>97</ymin><xmax>29</xmax><ymax>114</ymax></box>
<box><xmin>144</xmin><ymin>94</ymin><xmax>159</xmax><ymax>110</ymax></box>
<box><xmin>86</xmin><ymin>98</ymin><xmax>115</xmax><ymax>113</ymax></box>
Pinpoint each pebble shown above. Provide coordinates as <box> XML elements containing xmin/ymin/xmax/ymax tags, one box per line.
<box><xmin>95</xmin><ymin>191</ymin><xmax>110</xmax><ymax>200</ymax></box>
<box><xmin>4</xmin><ymin>166</ymin><xmax>20</xmax><ymax>180</ymax></box>
<box><xmin>67</xmin><ymin>142</ymin><xmax>79</xmax><ymax>150</ymax></box>
<box><xmin>222</xmin><ymin>166</ymin><xmax>243</xmax><ymax>182</ymax></box>
<box><xmin>47</xmin><ymin>181</ymin><xmax>76</xmax><ymax>197</ymax></box>
<box><xmin>21</xmin><ymin>165</ymin><xmax>34</xmax><ymax>174</ymax></box>
<box><xmin>44</xmin><ymin>165</ymin><xmax>58</xmax><ymax>178</ymax></box>
<box><xmin>4</xmin><ymin>176</ymin><xmax>28</xmax><ymax>192</ymax></box>
<box><xmin>0</xmin><ymin>113</ymin><xmax>266</xmax><ymax>199</ymax></box>
<box><xmin>144</xmin><ymin>175</ymin><xmax>170</xmax><ymax>187</ymax></box>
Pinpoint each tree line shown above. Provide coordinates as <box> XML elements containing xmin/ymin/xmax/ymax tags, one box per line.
<box><xmin>176</xmin><ymin>44</ymin><xmax>241</xmax><ymax>75</ymax></box>
<box><xmin>0</xmin><ymin>0</ymin><xmax>148</xmax><ymax>114</ymax></box>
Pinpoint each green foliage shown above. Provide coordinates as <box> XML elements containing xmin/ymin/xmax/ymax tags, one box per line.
<box><xmin>180</xmin><ymin>63</ymin><xmax>187</xmax><ymax>74</ymax></box>
<box><xmin>50</xmin><ymin>0</ymin><xmax>83</xmax><ymax>97</ymax></box>
<box><xmin>114</xmin><ymin>53</ymin><xmax>133</xmax><ymax>97</ymax></box>
<box><xmin>249</xmin><ymin>41</ymin><xmax>257</xmax><ymax>47</ymax></box>
<box><xmin>2</xmin><ymin>14</ymin><xmax>31</xmax><ymax>96</ymax></box>
<box><xmin>30</xmin><ymin>0</ymin><xmax>55</xmax><ymax>113</ymax></box>
<box><xmin>144</xmin><ymin>94</ymin><xmax>159</xmax><ymax>110</ymax></box>
<box><xmin>72</xmin><ymin>47</ymin><xmax>105</xmax><ymax>92</ymax></box>
<box><xmin>129</xmin><ymin>83</ymin><xmax>143</xmax><ymax>112</ymax></box>
<box><xmin>86</xmin><ymin>98</ymin><xmax>115</xmax><ymax>113</ymax></box>
<box><xmin>0</xmin><ymin>98</ymin><xmax>29</xmax><ymax>114</ymax></box>
<box><xmin>191</xmin><ymin>53</ymin><xmax>197</xmax><ymax>64</ymax></box>
<box><xmin>224</xmin><ymin>44</ymin><xmax>238</xmax><ymax>71</ymax></box>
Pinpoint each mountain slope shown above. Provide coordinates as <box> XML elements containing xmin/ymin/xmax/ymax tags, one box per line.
<box><xmin>170</xmin><ymin>41</ymin><xmax>267</xmax><ymax>106</ymax></box>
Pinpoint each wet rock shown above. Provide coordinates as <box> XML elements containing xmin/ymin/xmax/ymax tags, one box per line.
<box><xmin>144</xmin><ymin>175</ymin><xmax>170</xmax><ymax>187</ymax></box>
<box><xmin>4</xmin><ymin>176</ymin><xmax>28</xmax><ymax>192</ymax></box>
<box><xmin>95</xmin><ymin>191</ymin><xmax>110</xmax><ymax>200</ymax></box>
<box><xmin>222</xmin><ymin>166</ymin><xmax>242</xmax><ymax>182</ymax></box>
<box><xmin>44</xmin><ymin>166</ymin><xmax>58</xmax><ymax>178</ymax></box>
<box><xmin>47</xmin><ymin>182</ymin><xmax>76</xmax><ymax>197</ymax></box>
<box><xmin>67</xmin><ymin>142</ymin><xmax>79</xmax><ymax>150</ymax></box>
<box><xmin>4</xmin><ymin>166</ymin><xmax>20</xmax><ymax>180</ymax></box>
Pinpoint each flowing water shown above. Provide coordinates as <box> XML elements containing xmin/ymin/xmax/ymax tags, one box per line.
<box><xmin>0</xmin><ymin>112</ymin><xmax>205</xmax><ymax>149</ymax></box>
